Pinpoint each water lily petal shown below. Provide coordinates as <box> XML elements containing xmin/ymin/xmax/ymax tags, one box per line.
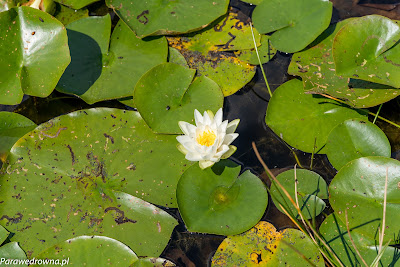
<box><xmin>215</xmin><ymin>144</ymin><xmax>230</xmax><ymax>158</ymax></box>
<box><xmin>199</xmin><ymin>160</ymin><xmax>215</xmax><ymax>169</ymax></box>
<box><xmin>221</xmin><ymin>145</ymin><xmax>237</xmax><ymax>159</ymax></box>
<box><xmin>178</xmin><ymin>121</ymin><xmax>196</xmax><ymax>136</ymax></box>
<box><xmin>186</xmin><ymin>152</ymin><xmax>203</xmax><ymax>162</ymax></box>
<box><xmin>202</xmin><ymin>110</ymin><xmax>212</xmax><ymax>125</ymax></box>
<box><xmin>206</xmin><ymin>110</ymin><xmax>215</xmax><ymax>121</ymax></box>
<box><xmin>223</xmin><ymin>133</ymin><xmax>239</xmax><ymax>146</ymax></box>
<box><xmin>176</xmin><ymin>143</ymin><xmax>188</xmax><ymax>155</ymax></box>
<box><xmin>226</xmin><ymin>119</ymin><xmax>240</xmax><ymax>134</ymax></box>
<box><xmin>194</xmin><ymin>109</ymin><xmax>203</xmax><ymax>126</ymax></box>
<box><xmin>214</xmin><ymin>108</ymin><xmax>223</xmax><ymax>126</ymax></box>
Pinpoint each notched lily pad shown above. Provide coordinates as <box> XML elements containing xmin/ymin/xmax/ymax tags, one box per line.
<box><xmin>333</xmin><ymin>15</ymin><xmax>400</xmax><ymax>88</ymax></box>
<box><xmin>167</xmin><ymin>10</ymin><xmax>258</xmax><ymax>96</ymax></box>
<box><xmin>177</xmin><ymin>160</ymin><xmax>268</xmax><ymax>235</ymax></box>
<box><xmin>270</xmin><ymin>168</ymin><xmax>328</xmax><ymax>220</ymax></box>
<box><xmin>211</xmin><ymin>221</ymin><xmax>324</xmax><ymax>266</ymax></box>
<box><xmin>0</xmin><ymin>108</ymin><xmax>185</xmax><ymax>257</ymax></box>
<box><xmin>57</xmin><ymin>15</ymin><xmax>167</xmax><ymax>104</ymax></box>
<box><xmin>0</xmin><ymin>6</ymin><xmax>70</xmax><ymax>105</ymax></box>
<box><xmin>288</xmin><ymin>19</ymin><xmax>400</xmax><ymax>108</ymax></box>
<box><xmin>134</xmin><ymin>63</ymin><xmax>224</xmax><ymax>134</ymax></box>
<box><xmin>106</xmin><ymin>0</ymin><xmax>229</xmax><ymax>38</ymax></box>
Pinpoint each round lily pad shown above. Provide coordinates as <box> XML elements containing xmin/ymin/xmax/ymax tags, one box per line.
<box><xmin>0</xmin><ymin>6</ymin><xmax>70</xmax><ymax>105</ymax></box>
<box><xmin>333</xmin><ymin>15</ymin><xmax>400</xmax><ymax>88</ymax></box>
<box><xmin>177</xmin><ymin>160</ymin><xmax>268</xmax><ymax>235</ymax></box>
<box><xmin>288</xmin><ymin>19</ymin><xmax>400</xmax><ymax>108</ymax></box>
<box><xmin>329</xmin><ymin>156</ymin><xmax>400</xmax><ymax>244</ymax></box>
<box><xmin>211</xmin><ymin>221</ymin><xmax>324</xmax><ymax>266</ymax></box>
<box><xmin>0</xmin><ymin>108</ymin><xmax>185</xmax><ymax>257</ymax></box>
<box><xmin>53</xmin><ymin>0</ymin><xmax>98</xmax><ymax>9</ymax></box>
<box><xmin>320</xmin><ymin>214</ymin><xmax>400</xmax><ymax>267</ymax></box>
<box><xmin>0</xmin><ymin>112</ymin><xmax>36</xmax><ymax>161</ymax></box>
<box><xmin>252</xmin><ymin>0</ymin><xmax>332</xmax><ymax>53</ymax></box>
<box><xmin>106</xmin><ymin>0</ymin><xmax>229</xmax><ymax>38</ymax></box>
<box><xmin>326</xmin><ymin>119</ymin><xmax>391</xmax><ymax>170</ymax></box>
<box><xmin>265</xmin><ymin>79</ymin><xmax>367</xmax><ymax>154</ymax></box>
<box><xmin>57</xmin><ymin>15</ymin><xmax>167</xmax><ymax>104</ymax></box>
<box><xmin>270</xmin><ymin>168</ymin><xmax>328</xmax><ymax>220</ymax></box>
<box><xmin>134</xmin><ymin>63</ymin><xmax>224</xmax><ymax>134</ymax></box>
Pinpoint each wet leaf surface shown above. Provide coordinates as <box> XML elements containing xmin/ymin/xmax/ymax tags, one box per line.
<box><xmin>53</xmin><ymin>0</ymin><xmax>98</xmax><ymax>10</ymax></box>
<box><xmin>0</xmin><ymin>6</ymin><xmax>70</xmax><ymax>105</ymax></box>
<box><xmin>0</xmin><ymin>108</ymin><xmax>183</xmax><ymax>257</ymax></box>
<box><xmin>211</xmin><ymin>221</ymin><xmax>324</xmax><ymax>266</ymax></box>
<box><xmin>57</xmin><ymin>15</ymin><xmax>167</xmax><ymax>104</ymax></box>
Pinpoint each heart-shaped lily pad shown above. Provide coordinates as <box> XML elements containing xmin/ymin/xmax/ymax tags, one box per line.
<box><xmin>329</xmin><ymin>156</ymin><xmax>400</xmax><ymax>244</ymax></box>
<box><xmin>320</xmin><ymin>214</ymin><xmax>400</xmax><ymax>266</ymax></box>
<box><xmin>167</xmin><ymin>10</ymin><xmax>258</xmax><ymax>96</ymax></box>
<box><xmin>252</xmin><ymin>0</ymin><xmax>332</xmax><ymax>53</ymax></box>
<box><xmin>270</xmin><ymin>168</ymin><xmax>328</xmax><ymax>220</ymax></box>
<box><xmin>0</xmin><ymin>6</ymin><xmax>70</xmax><ymax>105</ymax></box>
<box><xmin>0</xmin><ymin>108</ymin><xmax>186</xmax><ymax>257</ymax></box>
<box><xmin>333</xmin><ymin>15</ymin><xmax>400</xmax><ymax>88</ymax></box>
<box><xmin>53</xmin><ymin>0</ymin><xmax>98</xmax><ymax>9</ymax></box>
<box><xmin>106</xmin><ymin>0</ymin><xmax>229</xmax><ymax>38</ymax></box>
<box><xmin>177</xmin><ymin>160</ymin><xmax>268</xmax><ymax>235</ymax></box>
<box><xmin>134</xmin><ymin>63</ymin><xmax>224</xmax><ymax>134</ymax></box>
<box><xmin>265</xmin><ymin>79</ymin><xmax>367</xmax><ymax>153</ymax></box>
<box><xmin>0</xmin><ymin>225</ymin><xmax>27</xmax><ymax>262</ymax></box>
<box><xmin>0</xmin><ymin>112</ymin><xmax>36</xmax><ymax>161</ymax></box>
<box><xmin>288</xmin><ymin>19</ymin><xmax>400</xmax><ymax>108</ymax></box>
<box><xmin>326</xmin><ymin>119</ymin><xmax>391</xmax><ymax>170</ymax></box>
<box><xmin>211</xmin><ymin>221</ymin><xmax>324</xmax><ymax>266</ymax></box>
<box><xmin>56</xmin><ymin>15</ymin><xmax>167</xmax><ymax>104</ymax></box>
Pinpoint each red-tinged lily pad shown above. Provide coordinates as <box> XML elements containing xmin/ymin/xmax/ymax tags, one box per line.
<box><xmin>177</xmin><ymin>160</ymin><xmax>268</xmax><ymax>235</ymax></box>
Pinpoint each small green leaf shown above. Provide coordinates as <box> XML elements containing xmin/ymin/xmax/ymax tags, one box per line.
<box><xmin>134</xmin><ymin>63</ymin><xmax>224</xmax><ymax>134</ymax></box>
<box><xmin>54</xmin><ymin>3</ymin><xmax>89</xmax><ymax>25</ymax></box>
<box><xmin>252</xmin><ymin>0</ymin><xmax>332</xmax><ymax>53</ymax></box>
<box><xmin>0</xmin><ymin>6</ymin><xmax>70</xmax><ymax>105</ymax></box>
<box><xmin>0</xmin><ymin>242</ymin><xmax>27</xmax><ymax>263</ymax></box>
<box><xmin>265</xmin><ymin>79</ymin><xmax>367</xmax><ymax>153</ymax></box>
<box><xmin>326</xmin><ymin>119</ymin><xmax>391</xmax><ymax>170</ymax></box>
<box><xmin>329</xmin><ymin>156</ymin><xmax>400</xmax><ymax>244</ymax></box>
<box><xmin>270</xmin><ymin>168</ymin><xmax>328</xmax><ymax>220</ymax></box>
<box><xmin>168</xmin><ymin>47</ymin><xmax>188</xmax><ymax>68</ymax></box>
<box><xmin>177</xmin><ymin>160</ymin><xmax>268</xmax><ymax>235</ymax></box>
<box><xmin>106</xmin><ymin>0</ymin><xmax>229</xmax><ymax>38</ymax></box>
<box><xmin>0</xmin><ymin>224</ymin><xmax>8</xmax><ymax>244</ymax></box>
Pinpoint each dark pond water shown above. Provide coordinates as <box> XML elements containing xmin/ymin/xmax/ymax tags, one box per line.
<box><xmin>1</xmin><ymin>0</ymin><xmax>400</xmax><ymax>266</ymax></box>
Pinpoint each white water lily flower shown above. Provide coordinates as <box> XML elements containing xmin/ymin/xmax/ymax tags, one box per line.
<box><xmin>176</xmin><ymin>108</ymin><xmax>239</xmax><ymax>169</ymax></box>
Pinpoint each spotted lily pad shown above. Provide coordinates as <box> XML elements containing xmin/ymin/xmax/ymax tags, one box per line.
<box><xmin>56</xmin><ymin>15</ymin><xmax>167</xmax><ymax>104</ymax></box>
<box><xmin>53</xmin><ymin>0</ymin><xmax>98</xmax><ymax>9</ymax></box>
<box><xmin>234</xmin><ymin>35</ymin><xmax>277</xmax><ymax>65</ymax></box>
<box><xmin>167</xmin><ymin>10</ymin><xmax>258</xmax><ymax>96</ymax></box>
<box><xmin>134</xmin><ymin>63</ymin><xmax>224</xmax><ymax>134</ymax></box>
<box><xmin>320</xmin><ymin>214</ymin><xmax>400</xmax><ymax>266</ymax></box>
<box><xmin>265</xmin><ymin>79</ymin><xmax>367</xmax><ymax>153</ymax></box>
<box><xmin>0</xmin><ymin>112</ymin><xmax>36</xmax><ymax>161</ymax></box>
<box><xmin>270</xmin><ymin>168</ymin><xmax>328</xmax><ymax>220</ymax></box>
<box><xmin>288</xmin><ymin>19</ymin><xmax>400</xmax><ymax>108</ymax></box>
<box><xmin>326</xmin><ymin>119</ymin><xmax>391</xmax><ymax>170</ymax></box>
<box><xmin>177</xmin><ymin>160</ymin><xmax>268</xmax><ymax>235</ymax></box>
<box><xmin>106</xmin><ymin>0</ymin><xmax>229</xmax><ymax>38</ymax></box>
<box><xmin>0</xmin><ymin>108</ymin><xmax>185</xmax><ymax>257</ymax></box>
<box><xmin>0</xmin><ymin>0</ymin><xmax>15</xmax><ymax>12</ymax></box>
<box><xmin>252</xmin><ymin>0</ymin><xmax>332</xmax><ymax>53</ymax></box>
<box><xmin>0</xmin><ymin>6</ymin><xmax>70</xmax><ymax>105</ymax></box>
<box><xmin>211</xmin><ymin>221</ymin><xmax>324</xmax><ymax>266</ymax></box>
<box><xmin>329</xmin><ymin>156</ymin><xmax>400</xmax><ymax>244</ymax></box>
<box><xmin>333</xmin><ymin>15</ymin><xmax>400</xmax><ymax>88</ymax></box>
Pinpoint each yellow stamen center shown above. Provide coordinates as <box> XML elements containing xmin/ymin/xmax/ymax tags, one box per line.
<box><xmin>197</xmin><ymin>130</ymin><xmax>216</xmax><ymax>147</ymax></box>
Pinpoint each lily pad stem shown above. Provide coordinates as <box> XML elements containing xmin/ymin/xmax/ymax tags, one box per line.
<box><xmin>372</xmin><ymin>104</ymin><xmax>383</xmax><ymax>124</ymax></box>
<box><xmin>250</xmin><ymin>23</ymin><xmax>273</xmax><ymax>98</ymax></box>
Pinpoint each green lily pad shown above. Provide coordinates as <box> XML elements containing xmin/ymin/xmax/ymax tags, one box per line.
<box><xmin>333</xmin><ymin>15</ymin><xmax>400</xmax><ymax>88</ymax></box>
<box><xmin>288</xmin><ymin>19</ymin><xmax>400</xmax><ymax>108</ymax></box>
<box><xmin>38</xmin><ymin>236</ymin><xmax>137</xmax><ymax>265</ymax></box>
<box><xmin>0</xmin><ymin>112</ymin><xmax>36</xmax><ymax>161</ymax></box>
<box><xmin>265</xmin><ymin>79</ymin><xmax>367</xmax><ymax>153</ymax></box>
<box><xmin>53</xmin><ymin>0</ymin><xmax>98</xmax><ymax>9</ymax></box>
<box><xmin>0</xmin><ymin>225</ymin><xmax>27</xmax><ymax>263</ymax></box>
<box><xmin>0</xmin><ymin>0</ymin><xmax>15</xmax><ymax>12</ymax></box>
<box><xmin>211</xmin><ymin>221</ymin><xmax>324</xmax><ymax>266</ymax></box>
<box><xmin>167</xmin><ymin>10</ymin><xmax>258</xmax><ymax>96</ymax></box>
<box><xmin>177</xmin><ymin>160</ymin><xmax>268</xmax><ymax>235</ymax></box>
<box><xmin>0</xmin><ymin>6</ymin><xmax>70</xmax><ymax>105</ymax></box>
<box><xmin>240</xmin><ymin>0</ymin><xmax>263</xmax><ymax>4</ymax></box>
<box><xmin>326</xmin><ymin>119</ymin><xmax>391</xmax><ymax>170</ymax></box>
<box><xmin>132</xmin><ymin>257</ymin><xmax>176</xmax><ymax>267</ymax></box>
<box><xmin>56</xmin><ymin>15</ymin><xmax>167</xmax><ymax>104</ymax></box>
<box><xmin>329</xmin><ymin>156</ymin><xmax>400</xmax><ymax>244</ymax></box>
<box><xmin>0</xmin><ymin>108</ymin><xmax>185</xmax><ymax>257</ymax></box>
<box><xmin>320</xmin><ymin>214</ymin><xmax>400</xmax><ymax>267</ymax></box>
<box><xmin>168</xmin><ymin>47</ymin><xmax>188</xmax><ymax>68</ymax></box>
<box><xmin>54</xmin><ymin>3</ymin><xmax>89</xmax><ymax>25</ymax></box>
<box><xmin>270</xmin><ymin>168</ymin><xmax>328</xmax><ymax>220</ymax></box>
<box><xmin>252</xmin><ymin>0</ymin><xmax>332</xmax><ymax>53</ymax></box>
<box><xmin>234</xmin><ymin>35</ymin><xmax>277</xmax><ymax>65</ymax></box>
<box><xmin>106</xmin><ymin>0</ymin><xmax>229</xmax><ymax>38</ymax></box>
<box><xmin>134</xmin><ymin>63</ymin><xmax>224</xmax><ymax>134</ymax></box>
